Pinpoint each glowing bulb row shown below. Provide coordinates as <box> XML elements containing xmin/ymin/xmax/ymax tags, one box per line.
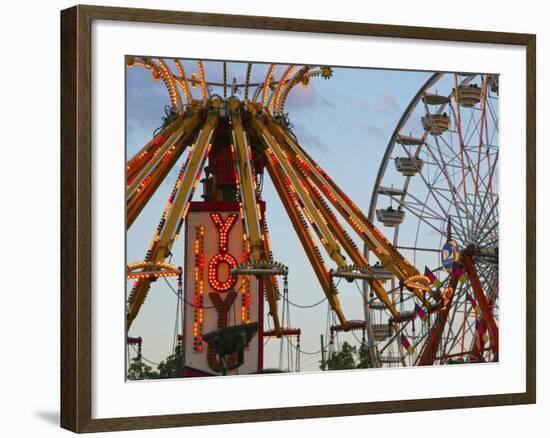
<box><xmin>193</xmin><ymin>225</ymin><xmax>205</xmax><ymax>352</ymax></box>
<box><xmin>126</xmin><ymin>261</ymin><xmax>179</xmax><ymax>279</ymax></box>
<box><xmin>241</xmin><ymin>237</ymin><xmax>251</xmax><ymax>323</ymax></box>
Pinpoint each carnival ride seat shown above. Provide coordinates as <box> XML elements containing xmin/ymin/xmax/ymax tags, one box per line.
<box><xmin>422</xmin><ymin>93</ymin><xmax>451</xmax><ymax>105</ymax></box>
<box><xmin>454</xmin><ymin>84</ymin><xmax>482</xmax><ymax>107</ymax></box>
<box><xmin>330</xmin><ymin>264</ymin><xmax>393</xmax><ymax>282</ymax></box>
<box><xmin>395</xmin><ymin>134</ymin><xmax>424</xmax><ymax>146</ymax></box>
<box><xmin>231</xmin><ymin>260</ymin><xmax>288</xmax><ymax>277</ymax></box>
<box><xmin>421</xmin><ymin>113</ymin><xmax>451</xmax><ymax>135</ymax></box>
<box><xmin>372</xmin><ymin>324</ymin><xmax>391</xmax><ymax>341</ymax></box>
<box><xmin>376</xmin><ymin>206</ymin><xmax>405</xmax><ymax>227</ymax></box>
<box><xmin>369</xmin><ymin>300</ymin><xmax>387</xmax><ymax>310</ymax></box>
<box><xmin>395</xmin><ymin>157</ymin><xmax>424</xmax><ymax>176</ymax></box>
<box><xmin>488</xmin><ymin>74</ymin><xmax>499</xmax><ymax>94</ymax></box>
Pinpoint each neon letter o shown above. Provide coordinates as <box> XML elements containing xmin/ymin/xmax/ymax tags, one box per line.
<box><xmin>208</xmin><ymin>253</ymin><xmax>238</xmax><ymax>292</ymax></box>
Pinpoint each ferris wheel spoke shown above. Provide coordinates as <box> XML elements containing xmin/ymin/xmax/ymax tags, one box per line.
<box><xmin>474</xmin><ymin>199</ymin><xmax>499</xmax><ymax>242</ymax></box>
<box><xmin>474</xmin><ymin>220</ymin><xmax>499</xmax><ymax>248</ymax></box>
<box><xmin>462</xmin><ymin>107</ymin><xmax>485</xmax><ymax>149</ymax></box>
<box><xmin>421</xmin><ymin>142</ymin><xmax>472</xmax><ymax>235</ymax></box>
<box><xmin>476</xmin><ymin>239</ymin><xmax>499</xmax><ymax>254</ymax></box>
<box><xmin>457</xmin><ymin>114</ymin><xmax>487</xmax><ymax>200</ymax></box>
<box><xmin>486</xmin><ymin>97</ymin><xmax>500</xmax><ymax>134</ymax></box>
<box><xmin>472</xmin><ymin>79</ymin><xmax>489</xmax><ymax>197</ymax></box>
<box><xmin>461</xmin><ymin>109</ymin><xmax>477</xmax><ymax>145</ymax></box>
<box><xmin>488</xmin><ymin>124</ymin><xmax>499</xmax><ymax>150</ymax></box>
<box><xmin>450</xmin><ymin>73</ymin><xmax>468</xmax><ymax>201</ymax></box>
<box><xmin>434</xmin><ymin>130</ymin><xmax>483</xmax><ymax>196</ymax></box>
<box><xmin>454</xmin><ymin>129</ymin><xmax>496</xmax><ymax>207</ymax></box>
<box><xmin>427</xmin><ymin>186</ymin><xmax>472</xmax><ymax>224</ymax></box>
<box><xmin>430</xmin><ymin>132</ymin><xmax>495</xmax><ymax>242</ymax></box>
<box><xmin>449</xmin><ymin>304</ymin><xmax>477</xmax><ymax>354</ymax></box>
<box><xmin>472</xmin><ymin>195</ymin><xmax>499</xmax><ymax>241</ymax></box>
<box><xmin>397</xmin><ymin>143</ymin><xmax>469</xmax><ymax>232</ymax></box>
<box><xmin>478</xmin><ymin>268</ymin><xmax>498</xmax><ymax>298</ymax></box>
<box><xmin>470</xmin><ymin>153</ymin><xmax>498</xmax><ymax>236</ymax></box>
<box><xmin>409</xmin><ymin>189</ymin><xmax>440</xmax><ymax>266</ymax></box>
<box><xmin>395</xmin><ymin>189</ymin><xmax>451</xmax><ymax>225</ymax></box>
<box><xmin>425</xmin><ymin>129</ymin><xmax>472</xmax><ymax>197</ymax></box>
<box><xmin>390</xmin><ymin>196</ymin><xmax>449</xmax><ymax>236</ymax></box>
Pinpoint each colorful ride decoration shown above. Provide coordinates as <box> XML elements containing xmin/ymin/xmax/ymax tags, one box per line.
<box><xmin>183</xmin><ymin>204</ymin><xmax>262</xmax><ymax>375</ymax></box>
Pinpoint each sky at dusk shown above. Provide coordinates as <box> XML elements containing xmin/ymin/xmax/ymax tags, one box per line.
<box><xmin>125</xmin><ymin>59</ymin><xmax>490</xmax><ymax>373</ymax></box>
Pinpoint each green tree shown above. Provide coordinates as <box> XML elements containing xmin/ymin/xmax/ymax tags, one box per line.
<box><xmin>126</xmin><ymin>355</ymin><xmax>159</xmax><ymax>380</ymax></box>
<box><xmin>356</xmin><ymin>342</ymin><xmax>374</xmax><ymax>368</ymax></box>
<box><xmin>126</xmin><ymin>345</ymin><xmax>184</xmax><ymax>380</ymax></box>
<box><xmin>320</xmin><ymin>341</ymin><xmax>375</xmax><ymax>370</ymax></box>
<box><xmin>157</xmin><ymin>344</ymin><xmax>184</xmax><ymax>378</ymax></box>
<box><xmin>324</xmin><ymin>342</ymin><xmax>358</xmax><ymax>370</ymax></box>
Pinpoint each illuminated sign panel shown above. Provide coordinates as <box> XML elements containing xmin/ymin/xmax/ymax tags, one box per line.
<box><xmin>183</xmin><ymin>203</ymin><xmax>262</xmax><ymax>375</ymax></box>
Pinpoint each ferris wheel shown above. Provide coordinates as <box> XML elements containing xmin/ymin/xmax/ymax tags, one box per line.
<box><xmin>367</xmin><ymin>72</ymin><xmax>499</xmax><ymax>367</ymax></box>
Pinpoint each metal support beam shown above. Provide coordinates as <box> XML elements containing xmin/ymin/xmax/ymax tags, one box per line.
<box><xmin>463</xmin><ymin>250</ymin><xmax>499</xmax><ymax>358</ymax></box>
<box><xmin>417</xmin><ymin>275</ymin><xmax>459</xmax><ymax>366</ymax></box>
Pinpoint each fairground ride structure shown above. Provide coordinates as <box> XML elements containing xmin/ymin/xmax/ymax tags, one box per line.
<box><xmin>125</xmin><ymin>58</ymin><xmax>499</xmax><ymax>368</ymax></box>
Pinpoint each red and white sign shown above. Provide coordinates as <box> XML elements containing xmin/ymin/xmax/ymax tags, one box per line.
<box><xmin>183</xmin><ymin>202</ymin><xmax>262</xmax><ymax>376</ymax></box>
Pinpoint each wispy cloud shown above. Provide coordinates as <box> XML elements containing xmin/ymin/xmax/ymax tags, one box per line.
<box><xmin>357</xmin><ymin>99</ymin><xmax>372</xmax><ymax>113</ymax></box>
<box><xmin>291</xmin><ymin>123</ymin><xmax>330</xmax><ymax>152</ymax></box>
<box><xmin>377</xmin><ymin>93</ymin><xmax>401</xmax><ymax>114</ymax></box>
<box><xmin>353</xmin><ymin>93</ymin><xmax>401</xmax><ymax>116</ymax></box>
<box><xmin>284</xmin><ymin>82</ymin><xmax>335</xmax><ymax>113</ymax></box>
<box><xmin>363</xmin><ymin>123</ymin><xmax>388</xmax><ymax>141</ymax></box>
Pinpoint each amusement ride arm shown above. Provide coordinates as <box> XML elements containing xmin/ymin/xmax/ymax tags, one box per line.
<box><xmin>126</xmin><ymin>113</ymin><xmax>186</xmax><ymax>185</ymax></box>
<box><xmin>127</xmin><ymin>102</ymin><xmax>220</xmax><ymax>329</ymax></box>
<box><xmin>263</xmin><ymin>141</ymin><xmax>348</xmax><ymax>329</ymax></box>
<box><xmin>230</xmin><ymin>99</ymin><xmax>282</xmax><ymax>335</ymax></box>
<box><xmin>266</xmin><ymin>115</ymin><xmax>432</xmax><ymax>310</ymax></box>
<box><xmin>126</xmin><ymin>107</ymin><xmax>204</xmax><ymax>228</ymax></box>
<box><xmin>249</xmin><ymin>107</ymin><xmax>348</xmax><ymax>329</ymax></box>
<box><xmin>291</xmin><ymin>159</ymin><xmax>401</xmax><ymax>319</ymax></box>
